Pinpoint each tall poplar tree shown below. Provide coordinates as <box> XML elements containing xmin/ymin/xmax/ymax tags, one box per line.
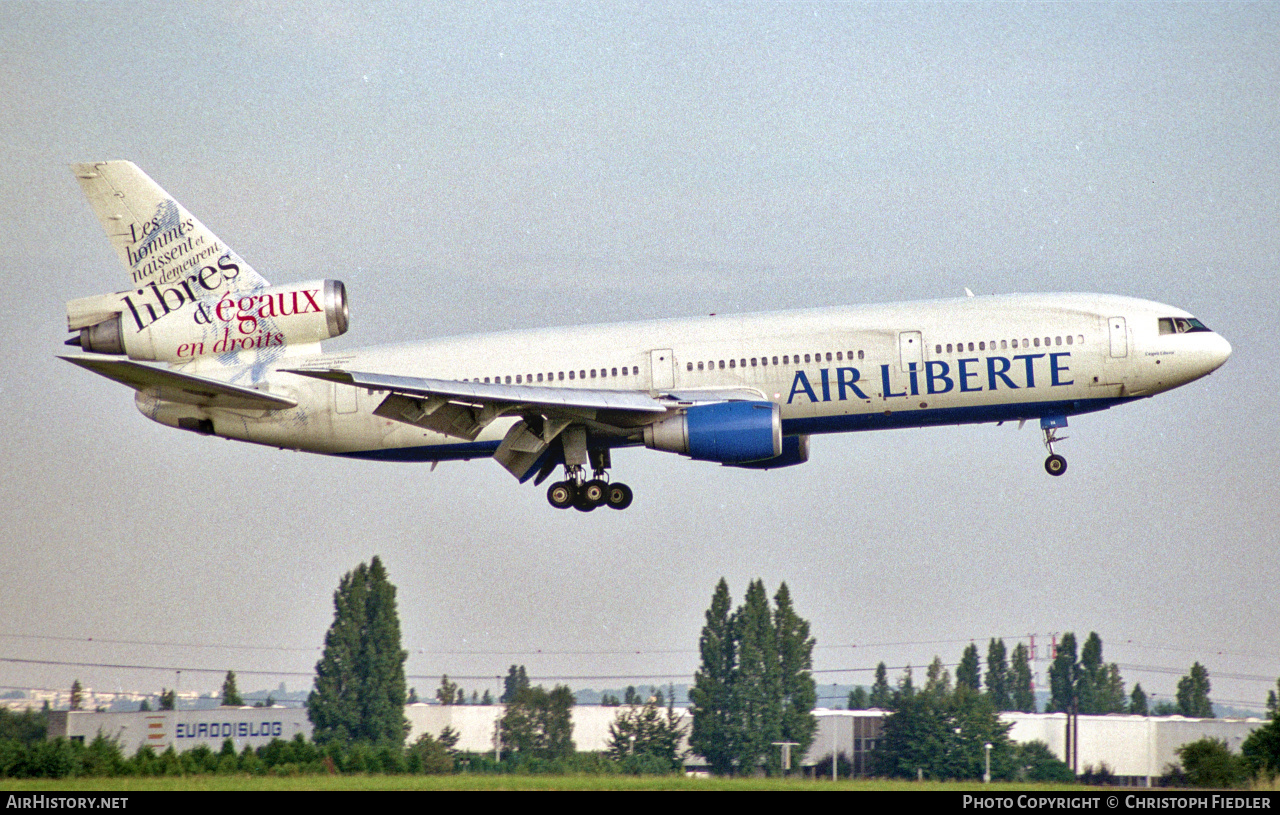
<box><xmin>869</xmin><ymin>662</ymin><xmax>893</xmax><ymax>709</ymax></box>
<box><xmin>985</xmin><ymin>639</ymin><xmax>1011</xmax><ymax>711</ymax></box>
<box><xmin>1047</xmin><ymin>633</ymin><xmax>1079</xmax><ymax>713</ymax></box>
<box><xmin>689</xmin><ymin>578</ymin><xmax>738</xmax><ymax>775</ymax></box>
<box><xmin>221</xmin><ymin>671</ymin><xmax>244</xmax><ymax>706</ymax></box>
<box><xmin>956</xmin><ymin>644</ymin><xmax>982</xmax><ymax>694</ymax></box>
<box><xmin>728</xmin><ymin>580</ymin><xmax>781</xmax><ymax>773</ymax></box>
<box><xmin>308</xmin><ymin>556</ymin><xmax>409</xmax><ymax>745</ymax></box>
<box><xmin>773</xmin><ymin>582</ymin><xmax>817</xmax><ymax>768</ymax></box>
<box><xmin>1176</xmin><ymin>662</ymin><xmax>1214</xmax><ymax>718</ymax></box>
<box><xmin>689</xmin><ymin>578</ymin><xmax>817</xmax><ymax>775</ymax></box>
<box><xmin>1010</xmin><ymin>643</ymin><xmax>1036</xmax><ymax>713</ymax></box>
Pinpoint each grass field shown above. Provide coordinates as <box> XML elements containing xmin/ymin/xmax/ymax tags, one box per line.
<box><xmin>0</xmin><ymin>774</ymin><xmax>1088</xmax><ymax>792</ymax></box>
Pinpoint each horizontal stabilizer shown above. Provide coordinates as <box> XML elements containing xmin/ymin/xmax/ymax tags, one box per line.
<box><xmin>60</xmin><ymin>355</ymin><xmax>296</xmax><ymax>411</ymax></box>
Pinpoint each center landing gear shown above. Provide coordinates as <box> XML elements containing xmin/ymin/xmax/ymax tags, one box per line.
<box><xmin>1041</xmin><ymin>416</ymin><xmax>1069</xmax><ymax>477</ymax></box>
<box><xmin>545</xmin><ymin>450</ymin><xmax>634</xmax><ymax>511</ymax></box>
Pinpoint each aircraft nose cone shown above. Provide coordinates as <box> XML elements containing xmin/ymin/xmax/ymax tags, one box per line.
<box><xmin>1204</xmin><ymin>333</ymin><xmax>1232</xmax><ymax>374</ymax></box>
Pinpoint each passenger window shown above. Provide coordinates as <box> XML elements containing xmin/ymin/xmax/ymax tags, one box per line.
<box><xmin>751</xmin><ymin>358</ymin><xmax>757</xmax><ymax>367</ymax></box>
<box><xmin>729</xmin><ymin>359</ymin><xmax>735</xmax><ymax>368</ymax></box>
<box><xmin>1055</xmin><ymin>336</ymin><xmax>1062</xmax><ymax>346</ymax></box>
<box><xmin>687</xmin><ymin>362</ymin><xmax>693</xmax><ymax>371</ymax></box>
<box><xmin>569</xmin><ymin>371</ymin><xmax>574</xmax><ymax>380</ymax></box>
<box><xmin>825</xmin><ymin>352</ymin><xmax>832</xmax><ymax>362</ymax></box>
<box><xmin>1066</xmin><ymin>336</ymin><xmax>1073</xmax><ymax>345</ymax></box>
<box><xmin>858</xmin><ymin>350</ymin><xmax>864</xmax><ymax>360</ymax></box>
<box><xmin>804</xmin><ymin>354</ymin><xmax>811</xmax><ymax>363</ymax></box>
<box><xmin>1033</xmin><ymin>338</ymin><xmax>1040</xmax><ymax>347</ymax></box>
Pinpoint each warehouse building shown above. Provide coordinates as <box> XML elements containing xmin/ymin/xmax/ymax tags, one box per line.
<box><xmin>50</xmin><ymin>705</ymin><xmax>1267</xmax><ymax>784</ymax></box>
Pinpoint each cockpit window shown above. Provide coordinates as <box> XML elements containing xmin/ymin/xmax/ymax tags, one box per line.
<box><xmin>1159</xmin><ymin>317</ymin><xmax>1212</xmax><ymax>335</ymax></box>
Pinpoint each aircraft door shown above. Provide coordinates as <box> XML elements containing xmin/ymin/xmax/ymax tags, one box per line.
<box><xmin>898</xmin><ymin>331</ymin><xmax>923</xmax><ymax>372</ymax></box>
<box><xmin>650</xmin><ymin>349</ymin><xmax>675</xmax><ymax>390</ymax></box>
<box><xmin>1109</xmin><ymin>317</ymin><xmax>1128</xmax><ymax>358</ymax></box>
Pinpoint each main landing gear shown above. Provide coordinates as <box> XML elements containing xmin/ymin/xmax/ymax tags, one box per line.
<box><xmin>546</xmin><ymin>468</ymin><xmax>634</xmax><ymax>511</ymax></box>
<box><xmin>546</xmin><ymin>446</ymin><xmax>634</xmax><ymax>511</ymax></box>
<box><xmin>1041</xmin><ymin>416</ymin><xmax>1069</xmax><ymax>477</ymax></box>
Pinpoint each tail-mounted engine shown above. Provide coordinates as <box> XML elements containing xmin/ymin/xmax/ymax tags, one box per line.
<box><xmin>67</xmin><ymin>279</ymin><xmax>348</xmax><ymax>362</ymax></box>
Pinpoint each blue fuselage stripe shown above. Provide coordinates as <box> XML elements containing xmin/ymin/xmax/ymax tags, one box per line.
<box><xmin>332</xmin><ymin>396</ymin><xmax>1137</xmax><ymax>463</ymax></box>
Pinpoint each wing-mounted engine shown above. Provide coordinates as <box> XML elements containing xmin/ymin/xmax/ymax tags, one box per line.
<box><xmin>66</xmin><ymin>279</ymin><xmax>349</xmax><ymax>363</ymax></box>
<box><xmin>642</xmin><ymin>400</ymin><xmax>783</xmax><ymax>464</ymax></box>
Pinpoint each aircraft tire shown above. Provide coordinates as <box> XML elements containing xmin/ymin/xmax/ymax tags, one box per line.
<box><xmin>1044</xmin><ymin>454</ymin><xmax>1067</xmax><ymax>477</ymax></box>
<box><xmin>547</xmin><ymin>481</ymin><xmax>576</xmax><ymax>509</ymax></box>
<box><xmin>582</xmin><ymin>479</ymin><xmax>607</xmax><ymax>506</ymax></box>
<box><xmin>605</xmin><ymin>483</ymin><xmax>633</xmax><ymax>510</ymax></box>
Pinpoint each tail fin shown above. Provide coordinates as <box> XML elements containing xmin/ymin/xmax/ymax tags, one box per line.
<box><xmin>71</xmin><ymin>161</ymin><xmax>268</xmax><ymax>291</ymax></box>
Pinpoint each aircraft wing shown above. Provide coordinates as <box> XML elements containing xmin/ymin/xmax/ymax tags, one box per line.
<box><xmin>61</xmin><ymin>355</ymin><xmax>297</xmax><ymax>410</ymax></box>
<box><xmin>284</xmin><ymin>367</ymin><xmax>669</xmax><ymax>442</ymax></box>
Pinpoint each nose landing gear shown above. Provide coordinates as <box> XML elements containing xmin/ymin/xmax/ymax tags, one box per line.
<box><xmin>1041</xmin><ymin>416</ymin><xmax>1069</xmax><ymax>477</ymax></box>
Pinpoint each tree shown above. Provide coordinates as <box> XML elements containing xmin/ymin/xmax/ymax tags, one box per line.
<box><xmin>875</xmin><ymin>682</ymin><xmax>1015</xmax><ymax>780</ymax></box>
<box><xmin>69</xmin><ymin>680</ymin><xmax>83</xmax><ymax>711</ymax></box>
<box><xmin>606</xmin><ymin>696</ymin><xmax>687</xmax><ymax>772</ymax></box>
<box><xmin>501</xmin><ymin>665</ymin><xmax>529</xmax><ymax>703</ymax></box>
<box><xmin>307</xmin><ymin>556</ymin><xmax>409</xmax><ymax>745</ymax></box>
<box><xmin>1176</xmin><ymin>738</ymin><xmax>1249</xmax><ymax>788</ymax></box>
<box><xmin>1047</xmin><ymin>633</ymin><xmax>1079</xmax><ymax>713</ymax></box>
<box><xmin>897</xmin><ymin>665</ymin><xmax>916</xmax><ymax>699</ymax></box>
<box><xmin>688</xmin><ymin>578</ymin><xmax>817</xmax><ymax>776</ymax></box>
<box><xmin>1241</xmin><ymin>704</ymin><xmax>1280</xmax><ymax>779</ymax></box>
<box><xmin>1014</xmin><ymin>740</ymin><xmax>1074</xmax><ymax>783</ymax></box>
<box><xmin>772</xmin><ymin>582</ymin><xmax>817</xmax><ymax>771</ymax></box>
<box><xmin>728</xmin><ymin>579</ymin><xmax>781</xmax><ymax>773</ymax></box>
<box><xmin>985</xmin><ymin>639</ymin><xmax>1011</xmax><ymax>711</ymax></box>
<box><xmin>869</xmin><ymin>662</ymin><xmax>893</xmax><ymax>709</ymax></box>
<box><xmin>924</xmin><ymin>656</ymin><xmax>953</xmax><ymax>700</ymax></box>
<box><xmin>1266</xmin><ymin>677</ymin><xmax>1279</xmax><ymax>718</ymax></box>
<box><xmin>499</xmin><ymin>684</ymin><xmax>575</xmax><ymax>760</ymax></box>
<box><xmin>956</xmin><ymin>644</ymin><xmax>981</xmax><ymax>694</ymax></box>
<box><xmin>221</xmin><ymin>671</ymin><xmax>243</xmax><ymax>707</ymax></box>
<box><xmin>847</xmin><ymin>687</ymin><xmax>869</xmax><ymax>710</ymax></box>
<box><xmin>158</xmin><ymin>688</ymin><xmax>175</xmax><ymax>711</ymax></box>
<box><xmin>1129</xmin><ymin>683</ymin><xmax>1149</xmax><ymax>716</ymax></box>
<box><xmin>1010</xmin><ymin>643</ymin><xmax>1036</xmax><ymax>713</ymax></box>
<box><xmin>1077</xmin><ymin>633</ymin><xmax>1126</xmax><ymax>714</ymax></box>
<box><xmin>436</xmin><ymin>675</ymin><xmax>460</xmax><ymax>706</ymax></box>
<box><xmin>688</xmin><ymin>578</ymin><xmax>739</xmax><ymax>775</ymax></box>
<box><xmin>1176</xmin><ymin>663</ymin><xmax>1213</xmax><ymax>718</ymax></box>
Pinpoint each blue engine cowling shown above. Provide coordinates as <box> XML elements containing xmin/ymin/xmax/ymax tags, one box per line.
<box><xmin>642</xmin><ymin>401</ymin><xmax>782</xmax><ymax>464</ymax></box>
<box><xmin>725</xmin><ymin>434</ymin><xmax>810</xmax><ymax>470</ymax></box>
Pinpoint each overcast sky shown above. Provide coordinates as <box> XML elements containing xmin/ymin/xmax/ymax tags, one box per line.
<box><xmin>1</xmin><ymin>2</ymin><xmax>1276</xmax><ymax>713</ymax></box>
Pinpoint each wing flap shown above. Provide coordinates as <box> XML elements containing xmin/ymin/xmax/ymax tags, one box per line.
<box><xmin>61</xmin><ymin>355</ymin><xmax>297</xmax><ymax>410</ymax></box>
<box><xmin>287</xmin><ymin>367</ymin><xmax>669</xmax><ymax>441</ymax></box>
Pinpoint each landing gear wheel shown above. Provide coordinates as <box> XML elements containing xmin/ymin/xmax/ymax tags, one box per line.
<box><xmin>605</xmin><ymin>482</ymin><xmax>633</xmax><ymax>510</ymax></box>
<box><xmin>574</xmin><ymin>479</ymin><xmax>606</xmax><ymax>512</ymax></box>
<box><xmin>547</xmin><ymin>481</ymin><xmax>576</xmax><ymax>509</ymax></box>
<box><xmin>1045</xmin><ymin>454</ymin><xmax>1067</xmax><ymax>477</ymax></box>
<box><xmin>582</xmin><ymin>479</ymin><xmax>607</xmax><ymax>505</ymax></box>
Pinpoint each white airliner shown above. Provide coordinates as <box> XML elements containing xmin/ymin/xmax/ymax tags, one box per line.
<box><xmin>62</xmin><ymin>162</ymin><xmax>1232</xmax><ymax>510</ymax></box>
